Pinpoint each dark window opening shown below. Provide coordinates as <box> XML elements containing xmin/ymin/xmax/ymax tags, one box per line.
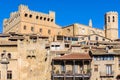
<box><xmin>39</xmin><ymin>28</ymin><xmax>42</xmax><ymax>33</ymax></box>
<box><xmin>44</xmin><ymin>17</ymin><xmax>46</xmax><ymax>20</ymax></box>
<box><xmin>113</xmin><ymin>16</ymin><xmax>115</xmax><ymax>22</ymax></box>
<box><xmin>108</xmin><ymin>16</ymin><xmax>110</xmax><ymax>22</ymax></box>
<box><xmin>29</xmin><ymin>14</ymin><xmax>32</xmax><ymax>18</ymax></box>
<box><xmin>40</xmin><ymin>17</ymin><xmax>42</xmax><ymax>20</ymax></box>
<box><xmin>47</xmin><ymin>18</ymin><xmax>50</xmax><ymax>21</ymax></box>
<box><xmin>36</xmin><ymin>16</ymin><xmax>39</xmax><ymax>19</ymax></box>
<box><xmin>7</xmin><ymin>71</ymin><xmax>12</xmax><ymax>79</ymax></box>
<box><xmin>51</xmin><ymin>19</ymin><xmax>54</xmax><ymax>22</ymax></box>
<box><xmin>8</xmin><ymin>53</ymin><xmax>11</xmax><ymax>59</ymax></box>
<box><xmin>24</xmin><ymin>25</ymin><xmax>26</xmax><ymax>30</ymax></box>
<box><xmin>24</xmin><ymin>13</ymin><xmax>28</xmax><ymax>17</ymax></box>
<box><xmin>31</xmin><ymin>27</ymin><xmax>34</xmax><ymax>32</ymax></box>
<box><xmin>48</xmin><ymin>29</ymin><xmax>51</xmax><ymax>34</ymax></box>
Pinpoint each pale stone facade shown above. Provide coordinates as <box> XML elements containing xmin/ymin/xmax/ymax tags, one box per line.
<box><xmin>0</xmin><ymin>4</ymin><xmax>119</xmax><ymax>80</ymax></box>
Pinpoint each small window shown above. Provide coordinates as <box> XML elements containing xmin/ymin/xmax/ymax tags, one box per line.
<box><xmin>108</xmin><ymin>16</ymin><xmax>110</xmax><ymax>22</ymax></box>
<box><xmin>23</xmin><ymin>25</ymin><xmax>26</xmax><ymax>30</ymax></box>
<box><xmin>8</xmin><ymin>53</ymin><xmax>11</xmax><ymax>59</ymax></box>
<box><xmin>88</xmin><ymin>36</ymin><xmax>90</xmax><ymax>40</ymax></box>
<box><xmin>44</xmin><ymin>17</ymin><xmax>46</xmax><ymax>20</ymax></box>
<box><xmin>103</xmin><ymin>38</ymin><xmax>105</xmax><ymax>41</ymax></box>
<box><xmin>1</xmin><ymin>53</ymin><xmax>4</xmax><ymax>58</ymax></box>
<box><xmin>94</xmin><ymin>65</ymin><xmax>98</xmax><ymax>72</ymax></box>
<box><xmin>36</xmin><ymin>16</ymin><xmax>39</xmax><ymax>19</ymax></box>
<box><xmin>48</xmin><ymin>29</ymin><xmax>51</xmax><ymax>34</ymax></box>
<box><xmin>7</xmin><ymin>71</ymin><xmax>12</xmax><ymax>79</ymax></box>
<box><xmin>113</xmin><ymin>16</ymin><xmax>115</xmax><ymax>22</ymax></box>
<box><xmin>31</xmin><ymin>27</ymin><xmax>34</xmax><ymax>32</ymax></box>
<box><xmin>96</xmin><ymin>36</ymin><xmax>98</xmax><ymax>40</ymax></box>
<box><xmin>47</xmin><ymin>18</ymin><xmax>50</xmax><ymax>21</ymax></box>
<box><xmin>67</xmin><ymin>29</ymin><xmax>70</xmax><ymax>33</ymax></box>
<box><xmin>40</xmin><ymin>17</ymin><xmax>42</xmax><ymax>20</ymax></box>
<box><xmin>51</xmin><ymin>19</ymin><xmax>54</xmax><ymax>22</ymax></box>
<box><xmin>39</xmin><ymin>28</ymin><xmax>42</xmax><ymax>33</ymax></box>
<box><xmin>24</xmin><ymin>13</ymin><xmax>28</xmax><ymax>17</ymax></box>
<box><xmin>65</xmin><ymin>44</ymin><xmax>69</xmax><ymax>48</ymax></box>
<box><xmin>29</xmin><ymin>14</ymin><xmax>32</xmax><ymax>18</ymax></box>
<box><xmin>51</xmin><ymin>45</ymin><xmax>54</xmax><ymax>47</ymax></box>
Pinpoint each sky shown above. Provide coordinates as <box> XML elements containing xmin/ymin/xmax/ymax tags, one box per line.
<box><xmin>0</xmin><ymin>0</ymin><xmax>120</xmax><ymax>37</ymax></box>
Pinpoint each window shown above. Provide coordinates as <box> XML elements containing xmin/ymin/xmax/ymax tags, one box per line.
<box><xmin>7</xmin><ymin>71</ymin><xmax>12</xmax><ymax>79</ymax></box>
<box><xmin>31</xmin><ymin>27</ymin><xmax>34</xmax><ymax>32</ymax></box>
<box><xmin>36</xmin><ymin>16</ymin><xmax>39</xmax><ymax>19</ymax></box>
<box><xmin>48</xmin><ymin>29</ymin><xmax>51</xmax><ymax>34</ymax></box>
<box><xmin>24</xmin><ymin>13</ymin><xmax>28</xmax><ymax>17</ymax></box>
<box><xmin>1</xmin><ymin>53</ymin><xmax>4</xmax><ymax>58</ymax></box>
<box><xmin>47</xmin><ymin>18</ymin><xmax>50</xmax><ymax>21</ymax></box>
<box><xmin>51</xmin><ymin>19</ymin><xmax>54</xmax><ymax>22</ymax></box>
<box><xmin>108</xmin><ymin>16</ymin><xmax>110</xmax><ymax>22</ymax></box>
<box><xmin>65</xmin><ymin>44</ymin><xmax>69</xmax><ymax>48</ymax></box>
<box><xmin>88</xmin><ymin>36</ymin><xmax>90</xmax><ymax>40</ymax></box>
<box><xmin>96</xmin><ymin>36</ymin><xmax>98</xmax><ymax>40</ymax></box>
<box><xmin>39</xmin><ymin>28</ymin><xmax>42</xmax><ymax>33</ymax></box>
<box><xmin>44</xmin><ymin>17</ymin><xmax>46</xmax><ymax>20</ymax></box>
<box><xmin>8</xmin><ymin>53</ymin><xmax>11</xmax><ymax>59</ymax></box>
<box><xmin>67</xmin><ymin>29</ymin><xmax>70</xmax><ymax>33</ymax></box>
<box><xmin>94</xmin><ymin>65</ymin><xmax>98</xmax><ymax>72</ymax></box>
<box><xmin>23</xmin><ymin>25</ymin><xmax>26</xmax><ymax>30</ymax></box>
<box><xmin>40</xmin><ymin>17</ymin><xmax>42</xmax><ymax>20</ymax></box>
<box><xmin>106</xmin><ymin>65</ymin><xmax>112</xmax><ymax>75</ymax></box>
<box><xmin>103</xmin><ymin>38</ymin><xmax>105</xmax><ymax>41</ymax></box>
<box><xmin>29</xmin><ymin>14</ymin><xmax>32</xmax><ymax>18</ymax></box>
<box><xmin>61</xmin><ymin>63</ymin><xmax>65</xmax><ymax>73</ymax></box>
<box><xmin>113</xmin><ymin>16</ymin><xmax>115</xmax><ymax>22</ymax></box>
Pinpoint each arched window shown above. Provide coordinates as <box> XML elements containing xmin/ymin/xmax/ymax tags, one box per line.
<box><xmin>113</xmin><ymin>16</ymin><xmax>115</xmax><ymax>22</ymax></box>
<box><xmin>8</xmin><ymin>53</ymin><xmax>11</xmax><ymax>59</ymax></box>
<box><xmin>108</xmin><ymin>16</ymin><xmax>110</xmax><ymax>22</ymax></box>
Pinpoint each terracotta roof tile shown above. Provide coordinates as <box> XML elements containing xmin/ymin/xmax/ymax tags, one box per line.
<box><xmin>53</xmin><ymin>53</ymin><xmax>91</xmax><ymax>60</ymax></box>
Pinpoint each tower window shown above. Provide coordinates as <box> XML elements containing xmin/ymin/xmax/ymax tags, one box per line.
<box><xmin>44</xmin><ymin>17</ymin><xmax>46</xmax><ymax>21</ymax></box>
<box><xmin>24</xmin><ymin>13</ymin><xmax>28</xmax><ymax>17</ymax></box>
<box><xmin>7</xmin><ymin>71</ymin><xmax>12</xmax><ymax>79</ymax></box>
<box><xmin>40</xmin><ymin>17</ymin><xmax>42</xmax><ymax>20</ymax></box>
<box><xmin>47</xmin><ymin>18</ymin><xmax>50</xmax><ymax>21</ymax></box>
<box><xmin>51</xmin><ymin>19</ymin><xmax>54</xmax><ymax>22</ymax></box>
<box><xmin>31</xmin><ymin>27</ymin><xmax>34</xmax><ymax>32</ymax></box>
<box><xmin>36</xmin><ymin>16</ymin><xmax>39</xmax><ymax>19</ymax></box>
<box><xmin>108</xmin><ymin>16</ymin><xmax>110</xmax><ymax>22</ymax></box>
<box><xmin>29</xmin><ymin>14</ymin><xmax>32</xmax><ymax>18</ymax></box>
<box><xmin>113</xmin><ymin>16</ymin><xmax>115</xmax><ymax>22</ymax></box>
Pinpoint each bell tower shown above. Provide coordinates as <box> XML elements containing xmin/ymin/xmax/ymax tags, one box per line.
<box><xmin>105</xmin><ymin>11</ymin><xmax>118</xmax><ymax>40</ymax></box>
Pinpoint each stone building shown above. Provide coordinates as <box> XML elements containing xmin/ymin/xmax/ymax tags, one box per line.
<box><xmin>0</xmin><ymin>4</ymin><xmax>119</xmax><ymax>80</ymax></box>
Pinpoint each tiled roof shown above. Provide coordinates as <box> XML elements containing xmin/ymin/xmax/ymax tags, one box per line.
<box><xmin>53</xmin><ymin>53</ymin><xmax>91</xmax><ymax>60</ymax></box>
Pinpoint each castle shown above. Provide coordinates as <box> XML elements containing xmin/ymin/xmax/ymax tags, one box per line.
<box><xmin>0</xmin><ymin>4</ymin><xmax>120</xmax><ymax>80</ymax></box>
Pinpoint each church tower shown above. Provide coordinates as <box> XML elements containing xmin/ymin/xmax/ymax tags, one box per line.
<box><xmin>105</xmin><ymin>11</ymin><xmax>118</xmax><ymax>40</ymax></box>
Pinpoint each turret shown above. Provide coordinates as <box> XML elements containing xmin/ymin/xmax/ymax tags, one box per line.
<box><xmin>105</xmin><ymin>11</ymin><xmax>118</xmax><ymax>40</ymax></box>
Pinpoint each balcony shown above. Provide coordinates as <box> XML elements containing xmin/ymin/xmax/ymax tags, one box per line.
<box><xmin>100</xmin><ymin>71</ymin><xmax>114</xmax><ymax>77</ymax></box>
<box><xmin>52</xmin><ymin>70</ymin><xmax>91</xmax><ymax>78</ymax></box>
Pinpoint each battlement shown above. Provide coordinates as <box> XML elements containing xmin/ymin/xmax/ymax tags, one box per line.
<box><xmin>106</xmin><ymin>11</ymin><xmax>118</xmax><ymax>15</ymax></box>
